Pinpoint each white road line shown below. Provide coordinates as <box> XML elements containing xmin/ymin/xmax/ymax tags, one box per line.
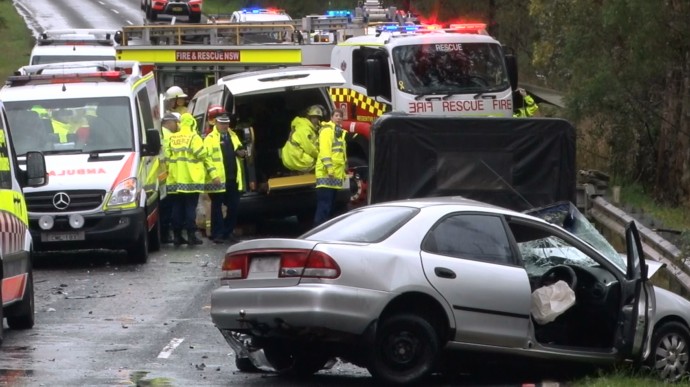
<box><xmin>157</xmin><ymin>337</ymin><xmax>185</xmax><ymax>359</ymax></box>
<box><xmin>126</xmin><ymin>20</ymin><xmax>133</xmax><ymax>25</ymax></box>
<box><xmin>111</xmin><ymin>9</ymin><xmax>120</xmax><ymax>14</ymax></box>
<box><xmin>98</xmin><ymin>1</ymin><xmax>105</xmax><ymax>4</ymax></box>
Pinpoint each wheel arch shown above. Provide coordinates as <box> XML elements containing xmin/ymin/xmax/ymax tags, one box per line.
<box><xmin>378</xmin><ymin>291</ymin><xmax>453</xmax><ymax>342</ymax></box>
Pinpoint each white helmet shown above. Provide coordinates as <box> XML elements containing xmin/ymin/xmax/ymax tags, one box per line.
<box><xmin>165</xmin><ymin>85</ymin><xmax>188</xmax><ymax>100</ymax></box>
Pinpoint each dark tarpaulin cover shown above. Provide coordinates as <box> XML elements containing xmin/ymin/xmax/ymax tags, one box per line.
<box><xmin>369</xmin><ymin>114</ymin><xmax>576</xmax><ymax>211</ymax></box>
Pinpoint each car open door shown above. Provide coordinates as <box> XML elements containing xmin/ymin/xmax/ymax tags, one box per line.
<box><xmin>615</xmin><ymin>221</ymin><xmax>652</xmax><ymax>360</ymax></box>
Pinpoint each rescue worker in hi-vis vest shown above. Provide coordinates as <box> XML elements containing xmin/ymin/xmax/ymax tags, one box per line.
<box><xmin>165</xmin><ymin>85</ymin><xmax>189</xmax><ymax>115</ymax></box>
<box><xmin>165</xmin><ymin>112</ymin><xmax>219</xmax><ymax>246</ymax></box>
<box><xmin>158</xmin><ymin>113</ymin><xmax>180</xmax><ymax>244</ymax></box>
<box><xmin>50</xmin><ymin>109</ymin><xmax>72</xmax><ymax>143</ymax></box>
<box><xmin>314</xmin><ymin>108</ymin><xmax>347</xmax><ymax>226</ymax></box>
<box><xmin>203</xmin><ymin>113</ymin><xmax>247</xmax><ymax>244</ymax></box>
<box><xmin>280</xmin><ymin>105</ymin><xmax>323</xmax><ymax>172</ymax></box>
<box><xmin>513</xmin><ymin>88</ymin><xmax>539</xmax><ymax>117</ymax></box>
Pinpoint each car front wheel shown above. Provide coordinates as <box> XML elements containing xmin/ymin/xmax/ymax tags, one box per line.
<box><xmin>644</xmin><ymin>321</ymin><xmax>690</xmax><ymax>382</ymax></box>
<box><xmin>368</xmin><ymin>313</ymin><xmax>439</xmax><ymax>385</ymax></box>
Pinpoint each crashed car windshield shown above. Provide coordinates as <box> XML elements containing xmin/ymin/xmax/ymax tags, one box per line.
<box><xmin>525</xmin><ymin>201</ymin><xmax>626</xmax><ymax>273</ymax></box>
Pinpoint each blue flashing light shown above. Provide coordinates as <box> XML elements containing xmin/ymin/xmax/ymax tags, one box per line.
<box><xmin>326</xmin><ymin>10</ymin><xmax>351</xmax><ymax>17</ymax></box>
<box><xmin>240</xmin><ymin>8</ymin><xmax>263</xmax><ymax>14</ymax></box>
<box><xmin>377</xmin><ymin>24</ymin><xmax>420</xmax><ymax>33</ymax></box>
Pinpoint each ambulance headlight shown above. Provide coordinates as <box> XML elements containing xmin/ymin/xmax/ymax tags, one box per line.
<box><xmin>108</xmin><ymin>177</ymin><xmax>138</xmax><ymax>206</ymax></box>
<box><xmin>39</xmin><ymin>215</ymin><xmax>54</xmax><ymax>230</ymax></box>
<box><xmin>69</xmin><ymin>214</ymin><xmax>85</xmax><ymax>229</ymax></box>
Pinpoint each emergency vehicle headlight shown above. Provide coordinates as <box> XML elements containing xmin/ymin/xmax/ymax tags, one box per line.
<box><xmin>39</xmin><ymin>215</ymin><xmax>54</xmax><ymax>230</ymax></box>
<box><xmin>69</xmin><ymin>214</ymin><xmax>85</xmax><ymax>229</ymax></box>
<box><xmin>107</xmin><ymin>177</ymin><xmax>138</xmax><ymax>206</ymax></box>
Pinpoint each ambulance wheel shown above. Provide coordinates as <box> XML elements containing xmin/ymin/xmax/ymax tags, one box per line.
<box><xmin>148</xmin><ymin>215</ymin><xmax>161</xmax><ymax>253</ymax></box>
<box><xmin>6</xmin><ymin>269</ymin><xmax>34</xmax><ymax>330</ymax></box>
<box><xmin>127</xmin><ymin>229</ymin><xmax>149</xmax><ymax>264</ymax></box>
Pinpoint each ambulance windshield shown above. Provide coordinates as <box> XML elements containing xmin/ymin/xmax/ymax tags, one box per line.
<box><xmin>392</xmin><ymin>42</ymin><xmax>509</xmax><ymax>95</ymax></box>
<box><xmin>5</xmin><ymin>97</ymin><xmax>133</xmax><ymax>156</ymax></box>
<box><xmin>31</xmin><ymin>55</ymin><xmax>117</xmax><ymax>66</ymax></box>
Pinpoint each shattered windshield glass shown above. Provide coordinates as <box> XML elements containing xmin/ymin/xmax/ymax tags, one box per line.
<box><xmin>5</xmin><ymin>97</ymin><xmax>133</xmax><ymax>156</ymax></box>
<box><xmin>392</xmin><ymin>42</ymin><xmax>509</xmax><ymax>95</ymax></box>
<box><xmin>525</xmin><ymin>201</ymin><xmax>627</xmax><ymax>272</ymax></box>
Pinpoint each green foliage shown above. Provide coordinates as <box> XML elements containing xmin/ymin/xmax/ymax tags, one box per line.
<box><xmin>0</xmin><ymin>1</ymin><xmax>32</xmax><ymax>82</ymax></box>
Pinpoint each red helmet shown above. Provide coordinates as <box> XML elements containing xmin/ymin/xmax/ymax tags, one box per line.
<box><xmin>207</xmin><ymin>104</ymin><xmax>226</xmax><ymax>120</ymax></box>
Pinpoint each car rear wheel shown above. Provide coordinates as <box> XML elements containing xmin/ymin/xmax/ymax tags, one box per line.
<box><xmin>6</xmin><ymin>270</ymin><xmax>35</xmax><ymax>330</ymax></box>
<box><xmin>189</xmin><ymin>13</ymin><xmax>201</xmax><ymax>23</ymax></box>
<box><xmin>644</xmin><ymin>321</ymin><xmax>690</xmax><ymax>382</ymax></box>
<box><xmin>235</xmin><ymin>357</ymin><xmax>260</xmax><ymax>373</ymax></box>
<box><xmin>368</xmin><ymin>313</ymin><xmax>439</xmax><ymax>385</ymax></box>
<box><xmin>263</xmin><ymin>342</ymin><xmax>330</xmax><ymax>377</ymax></box>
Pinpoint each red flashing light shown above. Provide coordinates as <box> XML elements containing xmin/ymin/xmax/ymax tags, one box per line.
<box><xmin>449</xmin><ymin>23</ymin><xmax>487</xmax><ymax>32</ymax></box>
<box><xmin>423</xmin><ymin>24</ymin><xmax>442</xmax><ymax>30</ymax></box>
<box><xmin>8</xmin><ymin>70</ymin><xmax>127</xmax><ymax>87</ymax></box>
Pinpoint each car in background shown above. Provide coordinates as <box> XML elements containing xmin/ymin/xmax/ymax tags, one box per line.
<box><xmin>29</xmin><ymin>29</ymin><xmax>117</xmax><ymax>65</ymax></box>
<box><xmin>141</xmin><ymin>0</ymin><xmax>203</xmax><ymax>23</ymax></box>
<box><xmin>210</xmin><ymin>197</ymin><xmax>690</xmax><ymax>384</ymax></box>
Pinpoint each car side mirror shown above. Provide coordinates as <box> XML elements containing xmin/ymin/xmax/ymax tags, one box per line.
<box><xmin>143</xmin><ymin>128</ymin><xmax>162</xmax><ymax>156</ymax></box>
<box><xmin>25</xmin><ymin>151</ymin><xmax>48</xmax><ymax>187</ymax></box>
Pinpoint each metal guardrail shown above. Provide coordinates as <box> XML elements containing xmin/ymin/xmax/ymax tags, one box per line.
<box><xmin>588</xmin><ymin>195</ymin><xmax>690</xmax><ymax>298</ymax></box>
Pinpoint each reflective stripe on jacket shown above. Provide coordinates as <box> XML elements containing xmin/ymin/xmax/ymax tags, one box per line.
<box><xmin>315</xmin><ymin>121</ymin><xmax>347</xmax><ymax>188</ymax></box>
<box><xmin>280</xmin><ymin>116</ymin><xmax>318</xmax><ymax>172</ymax></box>
<box><xmin>514</xmin><ymin>95</ymin><xmax>539</xmax><ymax>118</ymax></box>
<box><xmin>165</xmin><ymin>114</ymin><xmax>217</xmax><ymax>193</ymax></box>
<box><xmin>203</xmin><ymin>127</ymin><xmax>245</xmax><ymax>193</ymax></box>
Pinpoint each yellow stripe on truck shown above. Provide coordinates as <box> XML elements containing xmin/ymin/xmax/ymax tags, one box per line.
<box><xmin>329</xmin><ymin>88</ymin><xmax>388</xmax><ymax>116</ymax></box>
<box><xmin>117</xmin><ymin>48</ymin><xmax>302</xmax><ymax>65</ymax></box>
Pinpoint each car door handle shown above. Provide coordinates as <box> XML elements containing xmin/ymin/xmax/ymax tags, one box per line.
<box><xmin>434</xmin><ymin>267</ymin><xmax>456</xmax><ymax>279</ymax></box>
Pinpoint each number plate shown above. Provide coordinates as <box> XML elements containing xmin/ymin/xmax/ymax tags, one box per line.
<box><xmin>41</xmin><ymin>231</ymin><xmax>85</xmax><ymax>242</ymax></box>
<box><xmin>249</xmin><ymin>257</ymin><xmax>280</xmax><ymax>273</ymax></box>
<box><xmin>172</xmin><ymin>6</ymin><xmax>183</xmax><ymax>12</ymax></box>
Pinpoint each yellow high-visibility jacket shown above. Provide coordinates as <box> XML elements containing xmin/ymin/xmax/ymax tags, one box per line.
<box><xmin>203</xmin><ymin>126</ymin><xmax>245</xmax><ymax>193</ymax></box>
<box><xmin>165</xmin><ymin>114</ymin><xmax>218</xmax><ymax>193</ymax></box>
<box><xmin>315</xmin><ymin>121</ymin><xmax>347</xmax><ymax>189</ymax></box>
<box><xmin>514</xmin><ymin>95</ymin><xmax>539</xmax><ymax>117</ymax></box>
<box><xmin>51</xmin><ymin>119</ymin><xmax>71</xmax><ymax>143</ymax></box>
<box><xmin>280</xmin><ymin>116</ymin><xmax>319</xmax><ymax>172</ymax></box>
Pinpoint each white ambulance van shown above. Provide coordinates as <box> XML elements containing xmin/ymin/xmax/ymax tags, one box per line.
<box><xmin>0</xmin><ymin>61</ymin><xmax>164</xmax><ymax>263</ymax></box>
<box><xmin>29</xmin><ymin>29</ymin><xmax>117</xmax><ymax>66</ymax></box>
<box><xmin>0</xmin><ymin>100</ymin><xmax>47</xmax><ymax>339</ymax></box>
<box><xmin>188</xmin><ymin>66</ymin><xmax>350</xmax><ymax>223</ymax></box>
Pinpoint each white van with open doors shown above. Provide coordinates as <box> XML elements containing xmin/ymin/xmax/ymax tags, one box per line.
<box><xmin>188</xmin><ymin>66</ymin><xmax>350</xmax><ymax>223</ymax></box>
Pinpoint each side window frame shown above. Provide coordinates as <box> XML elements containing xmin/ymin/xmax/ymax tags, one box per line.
<box><xmin>422</xmin><ymin>212</ymin><xmax>518</xmax><ymax>265</ymax></box>
<box><xmin>0</xmin><ymin>114</ymin><xmax>12</xmax><ymax>189</ymax></box>
<box><xmin>136</xmin><ymin>88</ymin><xmax>154</xmax><ymax>145</ymax></box>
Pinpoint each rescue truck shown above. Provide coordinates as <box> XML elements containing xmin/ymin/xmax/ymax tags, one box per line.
<box><xmin>29</xmin><ymin>29</ymin><xmax>118</xmax><ymax>65</ymax></box>
<box><xmin>0</xmin><ymin>101</ymin><xmax>47</xmax><ymax>340</ymax></box>
<box><xmin>113</xmin><ymin>8</ymin><xmax>516</xmax><ymax>206</ymax></box>
<box><xmin>0</xmin><ymin>61</ymin><xmax>164</xmax><ymax>263</ymax></box>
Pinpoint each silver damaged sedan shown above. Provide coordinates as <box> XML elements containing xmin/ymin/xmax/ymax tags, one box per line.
<box><xmin>210</xmin><ymin>197</ymin><xmax>690</xmax><ymax>384</ymax></box>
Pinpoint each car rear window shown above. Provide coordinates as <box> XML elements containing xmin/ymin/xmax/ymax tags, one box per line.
<box><xmin>302</xmin><ymin>206</ymin><xmax>419</xmax><ymax>243</ymax></box>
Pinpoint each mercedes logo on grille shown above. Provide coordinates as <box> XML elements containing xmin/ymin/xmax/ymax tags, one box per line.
<box><xmin>52</xmin><ymin>192</ymin><xmax>71</xmax><ymax>210</ymax></box>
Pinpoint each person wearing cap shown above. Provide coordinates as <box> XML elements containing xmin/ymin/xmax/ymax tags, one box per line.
<box><xmin>165</xmin><ymin>85</ymin><xmax>189</xmax><ymax>115</ymax></box>
<box><xmin>513</xmin><ymin>88</ymin><xmax>539</xmax><ymax>117</ymax></box>
<box><xmin>314</xmin><ymin>108</ymin><xmax>347</xmax><ymax>226</ymax></box>
<box><xmin>166</xmin><ymin>112</ymin><xmax>220</xmax><ymax>246</ymax></box>
<box><xmin>280</xmin><ymin>105</ymin><xmax>323</xmax><ymax>172</ymax></box>
<box><xmin>203</xmin><ymin>113</ymin><xmax>247</xmax><ymax>244</ymax></box>
<box><xmin>158</xmin><ymin>113</ymin><xmax>180</xmax><ymax>244</ymax></box>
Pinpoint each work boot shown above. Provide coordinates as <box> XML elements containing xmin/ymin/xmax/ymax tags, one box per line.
<box><xmin>173</xmin><ymin>230</ymin><xmax>188</xmax><ymax>246</ymax></box>
<box><xmin>187</xmin><ymin>231</ymin><xmax>203</xmax><ymax>245</ymax></box>
<box><xmin>161</xmin><ymin>228</ymin><xmax>173</xmax><ymax>244</ymax></box>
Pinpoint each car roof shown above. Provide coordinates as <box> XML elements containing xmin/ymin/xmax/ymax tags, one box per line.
<box><xmin>370</xmin><ymin>196</ymin><xmax>539</xmax><ymax>219</ymax></box>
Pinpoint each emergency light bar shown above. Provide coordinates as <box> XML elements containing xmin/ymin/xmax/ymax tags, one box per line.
<box><xmin>7</xmin><ymin>71</ymin><xmax>127</xmax><ymax>87</ymax></box>
<box><xmin>240</xmin><ymin>8</ymin><xmax>286</xmax><ymax>14</ymax></box>
<box><xmin>326</xmin><ymin>10</ymin><xmax>351</xmax><ymax>18</ymax></box>
<box><xmin>448</xmin><ymin>23</ymin><xmax>488</xmax><ymax>34</ymax></box>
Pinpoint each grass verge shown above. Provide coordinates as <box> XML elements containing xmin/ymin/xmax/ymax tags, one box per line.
<box><xmin>0</xmin><ymin>0</ymin><xmax>33</xmax><ymax>82</ymax></box>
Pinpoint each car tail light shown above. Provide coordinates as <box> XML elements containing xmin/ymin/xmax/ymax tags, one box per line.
<box><xmin>221</xmin><ymin>253</ymin><xmax>248</xmax><ymax>279</ymax></box>
<box><xmin>279</xmin><ymin>250</ymin><xmax>340</xmax><ymax>278</ymax></box>
<box><xmin>221</xmin><ymin>249</ymin><xmax>341</xmax><ymax>280</ymax></box>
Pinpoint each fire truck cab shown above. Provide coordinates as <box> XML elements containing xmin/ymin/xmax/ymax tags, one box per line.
<box><xmin>0</xmin><ymin>61</ymin><xmax>164</xmax><ymax>263</ymax></box>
